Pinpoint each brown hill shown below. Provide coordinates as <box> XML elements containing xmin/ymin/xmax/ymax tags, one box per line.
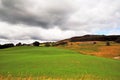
<box><xmin>57</xmin><ymin>35</ymin><xmax>120</xmax><ymax>44</ymax></box>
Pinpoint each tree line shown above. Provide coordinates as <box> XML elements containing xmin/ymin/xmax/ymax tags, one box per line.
<box><xmin>0</xmin><ymin>35</ymin><xmax>120</xmax><ymax>49</ymax></box>
<box><xmin>0</xmin><ymin>41</ymin><xmax>57</xmax><ymax>49</ymax></box>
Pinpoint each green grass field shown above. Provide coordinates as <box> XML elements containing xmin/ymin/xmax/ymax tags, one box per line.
<box><xmin>0</xmin><ymin>46</ymin><xmax>120</xmax><ymax>80</ymax></box>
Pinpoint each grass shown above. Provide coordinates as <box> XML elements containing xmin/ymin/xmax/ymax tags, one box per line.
<box><xmin>0</xmin><ymin>46</ymin><xmax>120</xmax><ymax>80</ymax></box>
<box><xmin>61</xmin><ymin>41</ymin><xmax>120</xmax><ymax>59</ymax></box>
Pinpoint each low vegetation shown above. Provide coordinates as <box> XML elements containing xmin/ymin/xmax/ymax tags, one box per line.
<box><xmin>0</xmin><ymin>46</ymin><xmax>120</xmax><ymax>80</ymax></box>
<box><xmin>58</xmin><ymin>41</ymin><xmax>120</xmax><ymax>59</ymax></box>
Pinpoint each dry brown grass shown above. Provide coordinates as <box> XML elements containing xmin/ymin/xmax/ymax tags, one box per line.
<box><xmin>58</xmin><ymin>41</ymin><xmax>120</xmax><ymax>59</ymax></box>
<box><xmin>93</xmin><ymin>46</ymin><xmax>120</xmax><ymax>58</ymax></box>
<box><xmin>0</xmin><ymin>74</ymin><xmax>103</xmax><ymax>80</ymax></box>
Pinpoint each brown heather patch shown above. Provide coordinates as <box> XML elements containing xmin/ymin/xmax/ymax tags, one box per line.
<box><xmin>93</xmin><ymin>46</ymin><xmax>120</xmax><ymax>58</ymax></box>
<box><xmin>58</xmin><ymin>41</ymin><xmax>120</xmax><ymax>59</ymax></box>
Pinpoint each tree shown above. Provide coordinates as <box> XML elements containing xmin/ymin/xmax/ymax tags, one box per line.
<box><xmin>16</xmin><ymin>42</ymin><xmax>22</xmax><ymax>46</ymax></box>
<box><xmin>33</xmin><ymin>41</ymin><xmax>40</xmax><ymax>46</ymax></box>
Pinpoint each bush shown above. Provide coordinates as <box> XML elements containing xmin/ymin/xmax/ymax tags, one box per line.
<box><xmin>45</xmin><ymin>42</ymin><xmax>51</xmax><ymax>47</ymax></box>
<box><xmin>93</xmin><ymin>42</ymin><xmax>96</xmax><ymax>44</ymax></box>
<box><xmin>33</xmin><ymin>41</ymin><xmax>40</xmax><ymax>46</ymax></box>
<box><xmin>51</xmin><ymin>42</ymin><xmax>56</xmax><ymax>46</ymax></box>
<box><xmin>106</xmin><ymin>41</ymin><xmax>110</xmax><ymax>46</ymax></box>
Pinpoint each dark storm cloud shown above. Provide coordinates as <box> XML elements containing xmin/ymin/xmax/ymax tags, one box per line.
<box><xmin>0</xmin><ymin>0</ymin><xmax>73</xmax><ymax>29</ymax></box>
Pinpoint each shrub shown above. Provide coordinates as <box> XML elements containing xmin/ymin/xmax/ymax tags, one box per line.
<box><xmin>93</xmin><ymin>42</ymin><xmax>96</xmax><ymax>44</ymax></box>
<box><xmin>45</xmin><ymin>42</ymin><xmax>51</xmax><ymax>47</ymax></box>
<box><xmin>106</xmin><ymin>41</ymin><xmax>110</xmax><ymax>46</ymax></box>
<box><xmin>51</xmin><ymin>42</ymin><xmax>56</xmax><ymax>46</ymax></box>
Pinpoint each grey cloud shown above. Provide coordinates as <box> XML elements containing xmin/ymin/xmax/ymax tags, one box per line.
<box><xmin>1</xmin><ymin>0</ymin><xmax>120</xmax><ymax>31</ymax></box>
<box><xmin>0</xmin><ymin>0</ymin><xmax>74</xmax><ymax>29</ymax></box>
<box><xmin>0</xmin><ymin>0</ymin><xmax>120</xmax><ymax>43</ymax></box>
<box><xmin>0</xmin><ymin>31</ymin><xmax>44</xmax><ymax>41</ymax></box>
<box><xmin>0</xmin><ymin>35</ymin><xmax>8</xmax><ymax>39</ymax></box>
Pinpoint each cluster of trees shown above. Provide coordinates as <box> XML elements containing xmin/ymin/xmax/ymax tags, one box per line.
<box><xmin>0</xmin><ymin>43</ymin><xmax>14</xmax><ymax>49</ymax></box>
<box><xmin>33</xmin><ymin>41</ymin><xmax>57</xmax><ymax>47</ymax></box>
<box><xmin>0</xmin><ymin>41</ymin><xmax>58</xmax><ymax>49</ymax></box>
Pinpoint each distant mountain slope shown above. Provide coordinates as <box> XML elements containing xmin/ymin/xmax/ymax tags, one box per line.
<box><xmin>57</xmin><ymin>35</ymin><xmax>120</xmax><ymax>43</ymax></box>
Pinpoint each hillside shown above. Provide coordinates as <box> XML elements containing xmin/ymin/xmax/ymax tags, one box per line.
<box><xmin>57</xmin><ymin>35</ymin><xmax>120</xmax><ymax>43</ymax></box>
<box><xmin>56</xmin><ymin>35</ymin><xmax>120</xmax><ymax>59</ymax></box>
<box><xmin>57</xmin><ymin>41</ymin><xmax>120</xmax><ymax>60</ymax></box>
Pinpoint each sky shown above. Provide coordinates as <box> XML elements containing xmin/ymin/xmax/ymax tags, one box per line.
<box><xmin>0</xmin><ymin>0</ymin><xmax>120</xmax><ymax>44</ymax></box>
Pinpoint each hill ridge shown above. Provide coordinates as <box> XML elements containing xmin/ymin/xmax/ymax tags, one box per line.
<box><xmin>57</xmin><ymin>35</ymin><xmax>120</xmax><ymax>43</ymax></box>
